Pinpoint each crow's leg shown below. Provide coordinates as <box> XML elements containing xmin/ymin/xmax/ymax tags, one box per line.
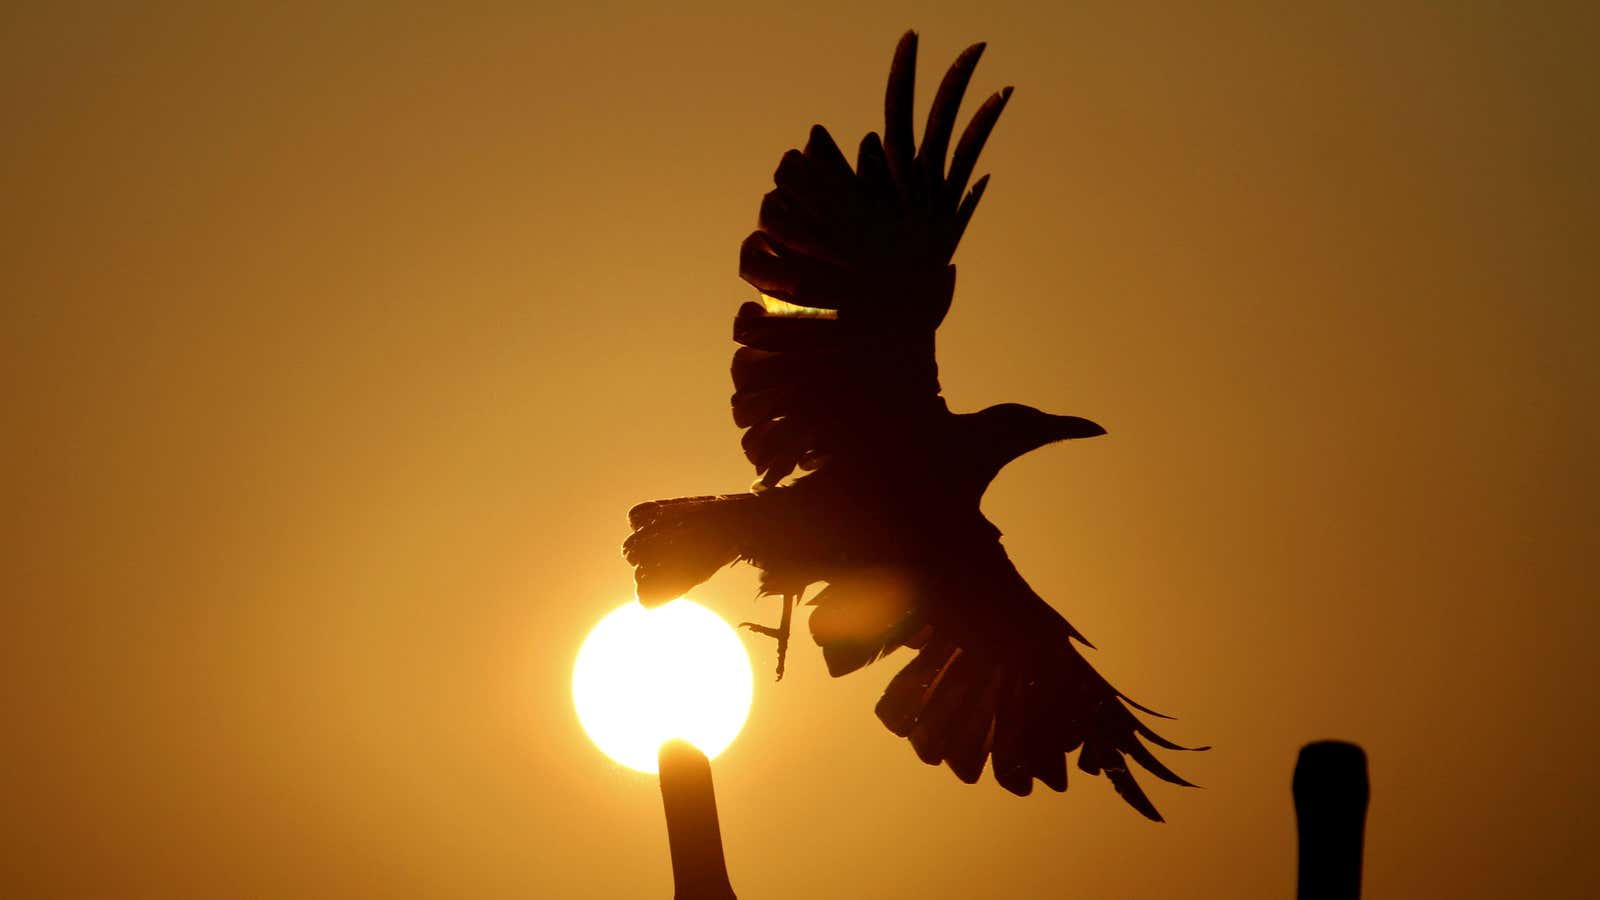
<box><xmin>739</xmin><ymin>592</ymin><xmax>795</xmax><ymax>681</ymax></box>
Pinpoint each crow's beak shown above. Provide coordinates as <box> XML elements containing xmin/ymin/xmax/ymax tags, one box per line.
<box><xmin>1049</xmin><ymin>415</ymin><xmax>1107</xmax><ymax>441</ymax></box>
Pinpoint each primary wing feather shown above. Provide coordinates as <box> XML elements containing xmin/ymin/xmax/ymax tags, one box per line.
<box><xmin>733</xmin><ymin>31</ymin><xmax>1009</xmax><ymax>487</ymax></box>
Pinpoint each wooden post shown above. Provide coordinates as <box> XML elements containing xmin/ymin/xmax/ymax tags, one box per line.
<box><xmin>658</xmin><ymin>739</ymin><xmax>737</xmax><ymax>900</ymax></box>
<box><xmin>1293</xmin><ymin>741</ymin><xmax>1369</xmax><ymax>900</ymax></box>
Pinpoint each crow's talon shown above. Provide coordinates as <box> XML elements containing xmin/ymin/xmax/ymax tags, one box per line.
<box><xmin>739</xmin><ymin>621</ymin><xmax>785</xmax><ymax>639</ymax></box>
<box><xmin>739</xmin><ymin>594</ymin><xmax>797</xmax><ymax>681</ymax></box>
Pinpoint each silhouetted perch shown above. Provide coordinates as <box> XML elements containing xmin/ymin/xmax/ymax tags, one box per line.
<box><xmin>658</xmin><ymin>740</ymin><xmax>737</xmax><ymax>900</ymax></box>
<box><xmin>1293</xmin><ymin>741</ymin><xmax>1369</xmax><ymax>900</ymax></box>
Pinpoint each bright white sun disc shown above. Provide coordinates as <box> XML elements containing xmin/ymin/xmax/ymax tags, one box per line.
<box><xmin>572</xmin><ymin>598</ymin><xmax>753</xmax><ymax>773</ymax></box>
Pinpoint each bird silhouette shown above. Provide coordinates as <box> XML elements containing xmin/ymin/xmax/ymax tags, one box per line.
<box><xmin>623</xmin><ymin>31</ymin><xmax>1202</xmax><ymax>820</ymax></box>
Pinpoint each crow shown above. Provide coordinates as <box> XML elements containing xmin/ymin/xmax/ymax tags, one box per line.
<box><xmin>623</xmin><ymin>31</ymin><xmax>1202</xmax><ymax>820</ymax></box>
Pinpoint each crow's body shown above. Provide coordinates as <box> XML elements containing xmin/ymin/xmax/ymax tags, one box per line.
<box><xmin>623</xmin><ymin>32</ymin><xmax>1201</xmax><ymax>820</ymax></box>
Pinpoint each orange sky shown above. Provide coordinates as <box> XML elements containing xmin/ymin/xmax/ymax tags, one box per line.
<box><xmin>3</xmin><ymin>3</ymin><xmax>1596</xmax><ymax>898</ymax></box>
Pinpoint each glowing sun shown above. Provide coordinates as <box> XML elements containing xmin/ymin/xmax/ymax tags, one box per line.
<box><xmin>572</xmin><ymin>598</ymin><xmax>753</xmax><ymax>773</ymax></box>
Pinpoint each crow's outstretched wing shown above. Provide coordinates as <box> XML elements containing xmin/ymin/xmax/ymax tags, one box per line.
<box><xmin>733</xmin><ymin>32</ymin><xmax>1011</xmax><ymax>486</ymax></box>
<box><xmin>808</xmin><ymin>539</ymin><xmax>1205</xmax><ymax>820</ymax></box>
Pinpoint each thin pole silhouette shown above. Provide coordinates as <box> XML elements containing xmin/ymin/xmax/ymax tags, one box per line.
<box><xmin>1293</xmin><ymin>741</ymin><xmax>1369</xmax><ymax>900</ymax></box>
<box><xmin>658</xmin><ymin>740</ymin><xmax>737</xmax><ymax>900</ymax></box>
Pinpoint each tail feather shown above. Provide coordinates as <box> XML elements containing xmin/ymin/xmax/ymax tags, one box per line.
<box><xmin>908</xmin><ymin>649</ymin><xmax>980</xmax><ymax>766</ymax></box>
<box><xmin>875</xmin><ymin>637</ymin><xmax>957</xmax><ymax>737</ymax></box>
<box><xmin>940</xmin><ymin>663</ymin><xmax>1004</xmax><ymax>784</ymax></box>
<box><xmin>623</xmin><ymin>495</ymin><xmax>754</xmax><ymax>605</ymax></box>
<box><xmin>989</xmin><ymin>676</ymin><xmax>1032</xmax><ymax>795</ymax></box>
<box><xmin>875</xmin><ymin>629</ymin><xmax>1197</xmax><ymax>820</ymax></box>
<box><xmin>1022</xmin><ymin>677</ymin><xmax>1069</xmax><ymax>792</ymax></box>
<box><xmin>808</xmin><ymin>562</ymin><xmax>1199</xmax><ymax>818</ymax></box>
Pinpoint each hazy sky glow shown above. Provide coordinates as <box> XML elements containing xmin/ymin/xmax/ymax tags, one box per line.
<box><xmin>3</xmin><ymin>2</ymin><xmax>1596</xmax><ymax>898</ymax></box>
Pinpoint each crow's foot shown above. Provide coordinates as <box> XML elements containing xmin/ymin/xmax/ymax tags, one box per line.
<box><xmin>738</xmin><ymin>593</ymin><xmax>795</xmax><ymax>681</ymax></box>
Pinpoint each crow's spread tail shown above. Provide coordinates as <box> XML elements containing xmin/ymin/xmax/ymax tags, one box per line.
<box><xmin>809</xmin><ymin>547</ymin><xmax>1205</xmax><ymax>821</ymax></box>
<box><xmin>623</xmin><ymin>494</ymin><xmax>756</xmax><ymax>605</ymax></box>
<box><xmin>872</xmin><ymin>631</ymin><xmax>1204</xmax><ymax>821</ymax></box>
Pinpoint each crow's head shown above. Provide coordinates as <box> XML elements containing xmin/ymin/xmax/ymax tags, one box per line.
<box><xmin>965</xmin><ymin>403</ymin><xmax>1105</xmax><ymax>485</ymax></box>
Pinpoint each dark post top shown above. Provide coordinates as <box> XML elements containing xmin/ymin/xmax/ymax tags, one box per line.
<box><xmin>1293</xmin><ymin>740</ymin><xmax>1369</xmax><ymax>900</ymax></box>
<box><xmin>658</xmin><ymin>740</ymin><xmax>737</xmax><ymax>900</ymax></box>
